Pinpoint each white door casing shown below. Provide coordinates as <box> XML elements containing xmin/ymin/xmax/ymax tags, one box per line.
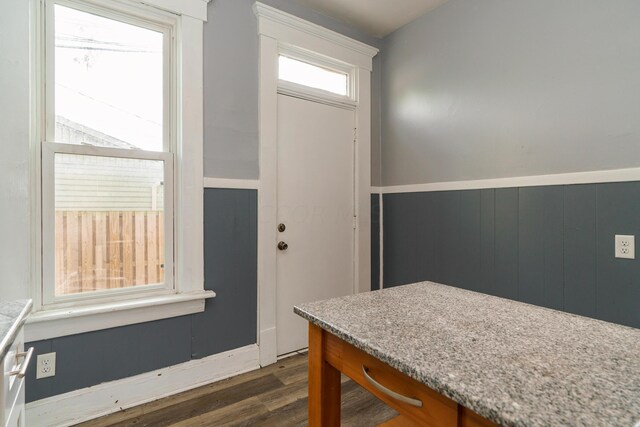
<box><xmin>275</xmin><ymin>94</ymin><xmax>356</xmax><ymax>355</ymax></box>
<box><xmin>254</xmin><ymin>2</ymin><xmax>378</xmax><ymax>366</ymax></box>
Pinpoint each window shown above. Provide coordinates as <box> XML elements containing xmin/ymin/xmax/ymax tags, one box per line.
<box><xmin>41</xmin><ymin>0</ymin><xmax>175</xmax><ymax>306</ymax></box>
<box><xmin>278</xmin><ymin>55</ymin><xmax>349</xmax><ymax>96</ymax></box>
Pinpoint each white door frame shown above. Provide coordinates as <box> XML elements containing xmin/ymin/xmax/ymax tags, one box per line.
<box><xmin>253</xmin><ymin>2</ymin><xmax>378</xmax><ymax>366</ymax></box>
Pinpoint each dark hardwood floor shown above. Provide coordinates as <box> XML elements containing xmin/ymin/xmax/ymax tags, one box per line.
<box><xmin>78</xmin><ymin>352</ymin><xmax>398</xmax><ymax>426</ymax></box>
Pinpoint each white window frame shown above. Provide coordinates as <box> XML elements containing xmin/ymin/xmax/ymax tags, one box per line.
<box><xmin>277</xmin><ymin>45</ymin><xmax>357</xmax><ymax>107</ymax></box>
<box><xmin>41</xmin><ymin>0</ymin><xmax>176</xmax><ymax>308</ymax></box>
<box><xmin>27</xmin><ymin>0</ymin><xmax>214</xmax><ymax>342</ymax></box>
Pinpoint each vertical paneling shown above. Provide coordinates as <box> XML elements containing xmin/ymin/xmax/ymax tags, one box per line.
<box><xmin>542</xmin><ymin>188</ymin><xmax>564</xmax><ymax>310</ymax></box>
<box><xmin>459</xmin><ymin>191</ymin><xmax>481</xmax><ymax>292</ymax></box>
<box><xmin>138</xmin><ymin>317</ymin><xmax>193</xmax><ymax>370</ymax></box>
<box><xmin>38</xmin><ymin>316</ymin><xmax>192</xmax><ymax>398</ymax></box>
<box><xmin>191</xmin><ymin>188</ymin><xmax>258</xmax><ymax>358</ymax></box>
<box><xmin>421</xmin><ymin>192</ymin><xmax>443</xmax><ymax>283</ymax></box>
<box><xmin>479</xmin><ymin>189</ymin><xmax>495</xmax><ymax>295</ymax></box>
<box><xmin>494</xmin><ymin>188</ymin><xmax>519</xmax><ymax>299</ymax></box>
<box><xmin>382</xmin><ymin>182</ymin><xmax>640</xmax><ymax>329</ymax></box>
<box><xmin>595</xmin><ymin>182</ymin><xmax>640</xmax><ymax>328</ymax></box>
<box><xmin>371</xmin><ymin>194</ymin><xmax>380</xmax><ymax>291</ymax></box>
<box><xmin>440</xmin><ymin>192</ymin><xmax>461</xmax><ymax>287</ymax></box>
<box><xmin>383</xmin><ymin>193</ymin><xmax>428</xmax><ymax>287</ymax></box>
<box><xmin>564</xmin><ymin>185</ymin><xmax>597</xmax><ymax>317</ymax></box>
<box><xmin>518</xmin><ymin>187</ymin><xmax>563</xmax><ymax>310</ymax></box>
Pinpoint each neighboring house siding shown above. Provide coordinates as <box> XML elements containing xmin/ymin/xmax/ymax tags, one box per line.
<box><xmin>55</xmin><ymin>153</ymin><xmax>164</xmax><ymax>212</ymax></box>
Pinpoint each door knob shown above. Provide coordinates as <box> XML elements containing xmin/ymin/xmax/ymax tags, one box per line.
<box><xmin>278</xmin><ymin>223</ymin><xmax>286</xmax><ymax>232</ymax></box>
<box><xmin>277</xmin><ymin>241</ymin><xmax>288</xmax><ymax>251</ymax></box>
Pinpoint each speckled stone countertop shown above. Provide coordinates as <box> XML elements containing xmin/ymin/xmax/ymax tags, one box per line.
<box><xmin>0</xmin><ymin>299</ymin><xmax>32</xmax><ymax>361</ymax></box>
<box><xmin>294</xmin><ymin>282</ymin><xmax>640</xmax><ymax>427</ymax></box>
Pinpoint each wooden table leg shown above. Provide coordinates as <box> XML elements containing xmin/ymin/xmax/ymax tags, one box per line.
<box><xmin>308</xmin><ymin>323</ymin><xmax>341</xmax><ymax>426</ymax></box>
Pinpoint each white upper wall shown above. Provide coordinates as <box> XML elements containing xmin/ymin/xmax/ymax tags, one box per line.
<box><xmin>0</xmin><ymin>0</ymin><xmax>31</xmax><ymax>300</ymax></box>
<box><xmin>381</xmin><ymin>0</ymin><xmax>640</xmax><ymax>186</ymax></box>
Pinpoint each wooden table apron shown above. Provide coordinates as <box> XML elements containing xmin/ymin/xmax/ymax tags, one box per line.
<box><xmin>307</xmin><ymin>323</ymin><xmax>496</xmax><ymax>427</ymax></box>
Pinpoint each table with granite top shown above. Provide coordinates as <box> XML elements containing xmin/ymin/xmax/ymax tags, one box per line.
<box><xmin>0</xmin><ymin>300</ymin><xmax>32</xmax><ymax>362</ymax></box>
<box><xmin>294</xmin><ymin>281</ymin><xmax>640</xmax><ymax>427</ymax></box>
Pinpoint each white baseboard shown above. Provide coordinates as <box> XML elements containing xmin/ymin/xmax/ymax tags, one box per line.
<box><xmin>203</xmin><ymin>177</ymin><xmax>260</xmax><ymax>190</ymax></box>
<box><xmin>381</xmin><ymin>167</ymin><xmax>640</xmax><ymax>194</ymax></box>
<box><xmin>26</xmin><ymin>344</ymin><xmax>261</xmax><ymax>427</ymax></box>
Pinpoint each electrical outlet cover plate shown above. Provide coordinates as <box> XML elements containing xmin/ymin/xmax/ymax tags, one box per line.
<box><xmin>36</xmin><ymin>352</ymin><xmax>56</xmax><ymax>379</ymax></box>
<box><xmin>615</xmin><ymin>235</ymin><xmax>635</xmax><ymax>260</ymax></box>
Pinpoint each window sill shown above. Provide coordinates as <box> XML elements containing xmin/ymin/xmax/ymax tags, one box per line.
<box><xmin>25</xmin><ymin>291</ymin><xmax>216</xmax><ymax>342</ymax></box>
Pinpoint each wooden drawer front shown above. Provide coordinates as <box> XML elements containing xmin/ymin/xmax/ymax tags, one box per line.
<box><xmin>325</xmin><ymin>334</ymin><xmax>458</xmax><ymax>427</ymax></box>
<box><xmin>3</xmin><ymin>330</ymin><xmax>25</xmax><ymax>427</ymax></box>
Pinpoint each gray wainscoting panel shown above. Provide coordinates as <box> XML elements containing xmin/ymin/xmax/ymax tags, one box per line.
<box><xmin>518</xmin><ymin>186</ymin><xmax>564</xmax><ymax>310</ymax></box>
<box><xmin>383</xmin><ymin>182</ymin><xmax>640</xmax><ymax>329</ymax></box>
<box><xmin>192</xmin><ymin>189</ymin><xmax>258</xmax><ymax>357</ymax></box>
<box><xmin>595</xmin><ymin>182</ymin><xmax>640</xmax><ymax>327</ymax></box>
<box><xmin>563</xmin><ymin>185</ymin><xmax>597</xmax><ymax>317</ymax></box>
<box><xmin>26</xmin><ymin>317</ymin><xmax>192</xmax><ymax>402</ymax></box>
<box><xmin>26</xmin><ymin>188</ymin><xmax>258</xmax><ymax>403</ymax></box>
<box><xmin>458</xmin><ymin>191</ymin><xmax>482</xmax><ymax>292</ymax></box>
<box><xmin>384</xmin><ymin>193</ymin><xmax>428</xmax><ymax>287</ymax></box>
<box><xmin>371</xmin><ymin>194</ymin><xmax>380</xmax><ymax>291</ymax></box>
<box><xmin>494</xmin><ymin>188</ymin><xmax>519</xmax><ymax>300</ymax></box>
<box><xmin>479</xmin><ymin>189</ymin><xmax>496</xmax><ymax>295</ymax></box>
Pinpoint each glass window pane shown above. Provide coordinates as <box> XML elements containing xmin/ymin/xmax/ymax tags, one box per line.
<box><xmin>278</xmin><ymin>55</ymin><xmax>348</xmax><ymax>96</ymax></box>
<box><xmin>54</xmin><ymin>154</ymin><xmax>165</xmax><ymax>296</ymax></box>
<box><xmin>54</xmin><ymin>5</ymin><xmax>164</xmax><ymax>151</ymax></box>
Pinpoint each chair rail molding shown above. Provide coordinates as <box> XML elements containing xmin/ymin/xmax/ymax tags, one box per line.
<box><xmin>380</xmin><ymin>167</ymin><xmax>640</xmax><ymax>194</ymax></box>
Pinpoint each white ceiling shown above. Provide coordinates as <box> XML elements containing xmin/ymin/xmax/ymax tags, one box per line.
<box><xmin>293</xmin><ymin>0</ymin><xmax>450</xmax><ymax>38</ymax></box>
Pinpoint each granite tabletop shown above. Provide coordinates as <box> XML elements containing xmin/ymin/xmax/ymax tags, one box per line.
<box><xmin>294</xmin><ymin>282</ymin><xmax>640</xmax><ymax>427</ymax></box>
<box><xmin>0</xmin><ymin>299</ymin><xmax>32</xmax><ymax>362</ymax></box>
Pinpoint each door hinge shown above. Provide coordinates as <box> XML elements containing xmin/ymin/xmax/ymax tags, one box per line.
<box><xmin>353</xmin><ymin>216</ymin><xmax>357</xmax><ymax>229</ymax></box>
<box><xmin>353</xmin><ymin>127</ymin><xmax>357</xmax><ymax>143</ymax></box>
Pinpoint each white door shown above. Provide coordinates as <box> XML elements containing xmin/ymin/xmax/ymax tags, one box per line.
<box><xmin>276</xmin><ymin>94</ymin><xmax>355</xmax><ymax>355</ymax></box>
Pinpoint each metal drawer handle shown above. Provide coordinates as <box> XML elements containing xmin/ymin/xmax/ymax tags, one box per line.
<box><xmin>9</xmin><ymin>347</ymin><xmax>34</xmax><ymax>379</ymax></box>
<box><xmin>362</xmin><ymin>366</ymin><xmax>423</xmax><ymax>408</ymax></box>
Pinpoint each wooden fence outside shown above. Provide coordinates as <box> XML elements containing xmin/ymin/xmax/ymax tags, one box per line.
<box><xmin>55</xmin><ymin>211</ymin><xmax>165</xmax><ymax>295</ymax></box>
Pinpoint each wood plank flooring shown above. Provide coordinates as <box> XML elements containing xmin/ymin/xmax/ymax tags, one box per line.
<box><xmin>78</xmin><ymin>353</ymin><xmax>398</xmax><ymax>426</ymax></box>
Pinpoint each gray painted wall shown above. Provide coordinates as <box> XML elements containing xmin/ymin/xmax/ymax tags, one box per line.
<box><xmin>383</xmin><ymin>182</ymin><xmax>640</xmax><ymax>329</ymax></box>
<box><xmin>204</xmin><ymin>0</ymin><xmax>382</xmax><ymax>181</ymax></box>
<box><xmin>26</xmin><ymin>189</ymin><xmax>258</xmax><ymax>402</ymax></box>
<box><xmin>381</xmin><ymin>0</ymin><xmax>640</xmax><ymax>186</ymax></box>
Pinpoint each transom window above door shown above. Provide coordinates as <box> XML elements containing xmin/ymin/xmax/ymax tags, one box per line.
<box><xmin>278</xmin><ymin>55</ymin><xmax>348</xmax><ymax>96</ymax></box>
<box><xmin>276</xmin><ymin>49</ymin><xmax>356</xmax><ymax>103</ymax></box>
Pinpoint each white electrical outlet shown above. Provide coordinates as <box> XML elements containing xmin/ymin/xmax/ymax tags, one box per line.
<box><xmin>615</xmin><ymin>235</ymin><xmax>635</xmax><ymax>260</ymax></box>
<box><xmin>36</xmin><ymin>352</ymin><xmax>56</xmax><ymax>379</ymax></box>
